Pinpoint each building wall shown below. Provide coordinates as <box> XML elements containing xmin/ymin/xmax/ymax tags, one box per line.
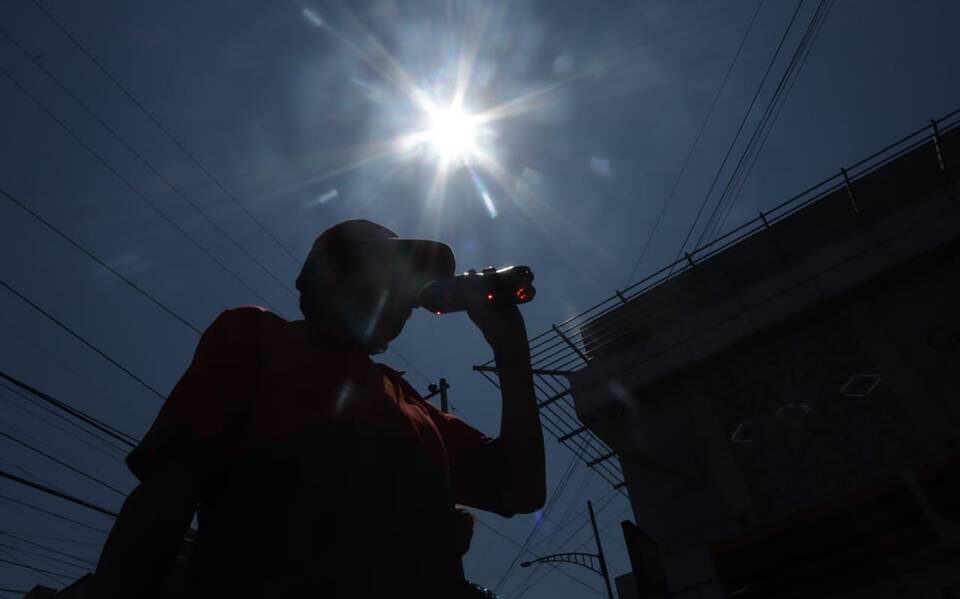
<box><xmin>571</xmin><ymin>129</ymin><xmax>960</xmax><ymax>596</ymax></box>
<box><xmin>618</xmin><ymin>238</ymin><xmax>960</xmax><ymax>530</ymax></box>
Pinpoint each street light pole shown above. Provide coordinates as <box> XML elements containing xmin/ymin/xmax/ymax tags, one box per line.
<box><xmin>520</xmin><ymin>501</ymin><xmax>617</xmax><ymax>599</ymax></box>
<box><xmin>589</xmin><ymin>500</ymin><xmax>616</xmax><ymax>599</ymax></box>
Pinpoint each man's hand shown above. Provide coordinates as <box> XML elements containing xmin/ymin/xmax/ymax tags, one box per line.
<box><xmin>463</xmin><ymin>278</ymin><xmax>527</xmax><ymax>351</ymax></box>
<box><xmin>464</xmin><ymin>282</ymin><xmax>546</xmax><ymax>515</ymax></box>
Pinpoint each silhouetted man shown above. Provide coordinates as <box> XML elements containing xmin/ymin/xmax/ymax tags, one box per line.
<box><xmin>88</xmin><ymin>220</ymin><xmax>545</xmax><ymax>598</ymax></box>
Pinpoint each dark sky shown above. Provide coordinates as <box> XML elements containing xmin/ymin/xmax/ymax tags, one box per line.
<box><xmin>0</xmin><ymin>0</ymin><xmax>957</xmax><ymax>596</ymax></box>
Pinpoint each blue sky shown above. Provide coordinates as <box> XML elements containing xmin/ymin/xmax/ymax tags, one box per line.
<box><xmin>0</xmin><ymin>0</ymin><xmax>957</xmax><ymax>596</ymax></box>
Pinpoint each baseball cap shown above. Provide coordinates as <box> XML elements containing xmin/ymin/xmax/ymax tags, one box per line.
<box><xmin>296</xmin><ymin>220</ymin><xmax>456</xmax><ymax>292</ymax></box>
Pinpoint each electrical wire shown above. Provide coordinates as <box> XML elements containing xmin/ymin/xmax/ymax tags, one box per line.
<box><xmin>491</xmin><ymin>457</ymin><xmax>577</xmax><ymax>592</ymax></box>
<box><xmin>0</xmin><ymin>430</ymin><xmax>127</xmax><ymax>497</ymax></box>
<box><xmin>0</xmin><ymin>28</ymin><xmax>297</xmax><ymax>303</ymax></box>
<box><xmin>525</xmin><ymin>487</ymin><xmax>621</xmax><ymax>559</ymax></box>
<box><xmin>0</xmin><ymin>468</ymin><xmax>118</xmax><ymax>520</ymax></box>
<box><xmin>25</xmin><ymin>0</ymin><xmax>302</xmax><ymax>265</ymax></box>
<box><xmin>0</xmin><ymin>382</ymin><xmax>129</xmax><ymax>460</ymax></box>
<box><xmin>0</xmin><ymin>186</ymin><xmax>201</xmax><ymax>335</ymax></box>
<box><xmin>0</xmin><ymin>492</ymin><xmax>108</xmax><ymax>535</ymax></box>
<box><xmin>0</xmin><ymin>63</ymin><xmax>281</xmax><ymax>313</ymax></box>
<box><xmin>0</xmin><ymin>542</ymin><xmax>91</xmax><ymax>573</ymax></box>
<box><xmin>492</xmin><ymin>430</ymin><xmax>594</xmax><ymax>593</ymax></box>
<box><xmin>624</xmin><ymin>0</ymin><xmax>767</xmax><ymax>286</ymax></box>
<box><xmin>669</xmin><ymin>0</ymin><xmax>806</xmax><ymax>273</ymax></box>
<box><xmin>698</xmin><ymin>0</ymin><xmax>830</xmax><ymax>244</ymax></box>
<box><xmin>0</xmin><ymin>371</ymin><xmax>137</xmax><ymax>447</ymax></box>
<box><xmin>0</xmin><ymin>531</ymin><xmax>102</xmax><ymax>548</ymax></box>
<box><xmin>388</xmin><ymin>346</ymin><xmax>433</xmax><ymax>387</ymax></box>
<box><xmin>0</xmin><ymin>530</ymin><xmax>97</xmax><ymax>568</ymax></box>
<box><xmin>703</xmin><ymin>0</ymin><xmax>835</xmax><ymax>243</ymax></box>
<box><xmin>0</xmin><ymin>415</ymin><xmax>123</xmax><ymax>489</ymax></box>
<box><xmin>0</xmin><ymin>545</ymin><xmax>68</xmax><ymax>589</ymax></box>
<box><xmin>0</xmin><ymin>458</ymin><xmax>54</xmax><ymax>494</ymax></box>
<box><xmin>0</xmin><ymin>555</ymin><xmax>72</xmax><ymax>584</ymax></box>
<box><xmin>0</xmin><ymin>279</ymin><xmax>168</xmax><ymax>402</ymax></box>
<box><xmin>709</xmin><ymin>0</ymin><xmax>835</xmax><ymax>241</ymax></box>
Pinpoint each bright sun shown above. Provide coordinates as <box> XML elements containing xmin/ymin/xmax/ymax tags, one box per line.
<box><xmin>425</xmin><ymin>105</ymin><xmax>479</xmax><ymax>163</ymax></box>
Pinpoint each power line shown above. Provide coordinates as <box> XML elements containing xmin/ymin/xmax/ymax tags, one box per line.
<box><xmin>0</xmin><ymin>429</ymin><xmax>127</xmax><ymax>497</ymax></box>
<box><xmin>25</xmin><ymin>0</ymin><xmax>302</xmax><ymax>265</ymax></box>
<box><xmin>670</xmin><ymin>0</ymin><xmax>806</xmax><ymax>272</ymax></box>
<box><xmin>624</xmin><ymin>0</ymin><xmax>767</xmax><ymax>286</ymax></box>
<box><xmin>0</xmin><ymin>531</ymin><xmax>102</xmax><ymax>548</ymax></box>
<box><xmin>0</xmin><ymin>28</ymin><xmax>297</xmax><ymax>303</ymax></box>
<box><xmin>0</xmin><ymin>468</ymin><xmax>118</xmax><ymax>520</ymax></box>
<box><xmin>0</xmin><ymin>457</ymin><xmax>53</xmax><ymax>493</ymax></box>
<box><xmin>0</xmin><ymin>414</ymin><xmax>123</xmax><ymax>489</ymax></box>
<box><xmin>0</xmin><ymin>370</ymin><xmax>137</xmax><ymax>447</ymax></box>
<box><xmin>0</xmin><ymin>556</ymin><xmax>73</xmax><ymax>584</ymax></box>
<box><xmin>0</xmin><ymin>279</ymin><xmax>168</xmax><ymax>402</ymax></box>
<box><xmin>0</xmin><ymin>280</ymin><xmax>166</xmax><ymax>400</ymax></box>
<box><xmin>0</xmin><ymin>63</ymin><xmax>281</xmax><ymax>313</ymax></box>
<box><xmin>0</xmin><ymin>492</ymin><xmax>109</xmax><ymax>535</ymax></box>
<box><xmin>698</xmin><ymin>0</ymin><xmax>827</xmax><ymax>244</ymax></box>
<box><xmin>0</xmin><ymin>545</ymin><xmax>70</xmax><ymax>589</ymax></box>
<box><xmin>0</xmin><ymin>530</ymin><xmax>97</xmax><ymax>568</ymax></box>
<box><xmin>0</xmin><ymin>186</ymin><xmax>201</xmax><ymax>335</ymax></box>
<box><xmin>526</xmin><ymin>487</ymin><xmax>621</xmax><ymax>561</ymax></box>
<box><xmin>0</xmin><ymin>542</ymin><xmax>91</xmax><ymax>573</ymax></box>
<box><xmin>493</xmin><ymin>441</ymin><xmax>589</xmax><ymax>593</ymax></box>
<box><xmin>557</xmin><ymin>467</ymin><xmax>593</xmax><ymax>525</ymax></box>
<box><xmin>0</xmin><ymin>381</ymin><xmax>129</xmax><ymax>460</ymax></box>
<box><xmin>388</xmin><ymin>347</ymin><xmax>433</xmax><ymax>387</ymax></box>
<box><xmin>703</xmin><ymin>0</ymin><xmax>835</xmax><ymax>244</ymax></box>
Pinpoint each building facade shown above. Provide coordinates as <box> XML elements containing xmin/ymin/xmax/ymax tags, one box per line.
<box><xmin>571</xmin><ymin>117</ymin><xmax>960</xmax><ymax>597</ymax></box>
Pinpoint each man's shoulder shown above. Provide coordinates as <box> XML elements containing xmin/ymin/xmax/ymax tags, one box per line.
<box><xmin>376</xmin><ymin>363</ymin><xmax>425</xmax><ymax>401</ymax></box>
<box><xmin>209</xmin><ymin>305</ymin><xmax>286</xmax><ymax>331</ymax></box>
<box><xmin>198</xmin><ymin>306</ymin><xmax>289</xmax><ymax>355</ymax></box>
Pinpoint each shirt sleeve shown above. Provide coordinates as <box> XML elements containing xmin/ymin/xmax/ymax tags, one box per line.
<box><xmin>423</xmin><ymin>405</ymin><xmax>512</xmax><ymax>516</ymax></box>
<box><xmin>126</xmin><ymin>307</ymin><xmax>263</xmax><ymax>484</ymax></box>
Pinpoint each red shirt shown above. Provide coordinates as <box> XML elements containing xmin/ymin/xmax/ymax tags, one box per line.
<box><xmin>127</xmin><ymin>307</ymin><xmax>507</xmax><ymax>597</ymax></box>
<box><xmin>128</xmin><ymin>306</ymin><xmax>505</xmax><ymax>512</ymax></box>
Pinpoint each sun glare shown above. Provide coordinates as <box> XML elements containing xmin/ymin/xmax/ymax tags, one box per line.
<box><xmin>425</xmin><ymin>105</ymin><xmax>479</xmax><ymax>163</ymax></box>
<box><xmin>297</xmin><ymin>4</ymin><xmax>573</xmax><ymax>219</ymax></box>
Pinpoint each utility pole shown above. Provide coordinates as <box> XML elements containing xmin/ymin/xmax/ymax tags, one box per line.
<box><xmin>425</xmin><ymin>378</ymin><xmax>451</xmax><ymax>414</ymax></box>
<box><xmin>439</xmin><ymin>377</ymin><xmax>449</xmax><ymax>413</ymax></box>
<box><xmin>589</xmin><ymin>499</ymin><xmax>616</xmax><ymax>599</ymax></box>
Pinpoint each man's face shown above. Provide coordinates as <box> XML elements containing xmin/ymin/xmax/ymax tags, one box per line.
<box><xmin>322</xmin><ymin>247</ymin><xmax>431</xmax><ymax>353</ymax></box>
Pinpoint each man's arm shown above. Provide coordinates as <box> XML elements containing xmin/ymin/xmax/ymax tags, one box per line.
<box><xmin>86</xmin><ymin>466</ymin><xmax>197</xmax><ymax>599</ymax></box>
<box><xmin>465</xmin><ymin>294</ymin><xmax>546</xmax><ymax>515</ymax></box>
<box><xmin>88</xmin><ymin>308</ymin><xmax>259</xmax><ymax>597</ymax></box>
<box><xmin>492</xmin><ymin>328</ymin><xmax>546</xmax><ymax>514</ymax></box>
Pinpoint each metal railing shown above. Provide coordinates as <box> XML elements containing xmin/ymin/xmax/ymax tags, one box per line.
<box><xmin>474</xmin><ymin>107</ymin><xmax>960</xmax><ymax>492</ymax></box>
